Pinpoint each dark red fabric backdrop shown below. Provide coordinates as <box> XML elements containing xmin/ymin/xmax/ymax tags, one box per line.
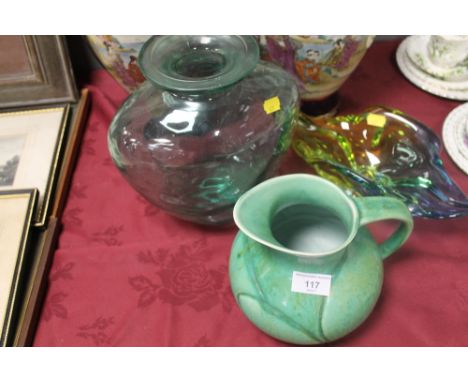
<box><xmin>33</xmin><ymin>40</ymin><xmax>468</xmax><ymax>346</ymax></box>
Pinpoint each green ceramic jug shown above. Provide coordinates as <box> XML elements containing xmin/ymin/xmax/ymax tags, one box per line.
<box><xmin>229</xmin><ymin>174</ymin><xmax>413</xmax><ymax>344</ymax></box>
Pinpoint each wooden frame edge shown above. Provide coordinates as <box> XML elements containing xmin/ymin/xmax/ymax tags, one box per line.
<box><xmin>0</xmin><ymin>188</ymin><xmax>38</xmax><ymax>347</ymax></box>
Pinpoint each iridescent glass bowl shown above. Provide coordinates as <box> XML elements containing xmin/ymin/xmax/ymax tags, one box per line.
<box><xmin>293</xmin><ymin>106</ymin><xmax>468</xmax><ymax>218</ymax></box>
<box><xmin>108</xmin><ymin>35</ymin><xmax>299</xmax><ymax>225</ymax></box>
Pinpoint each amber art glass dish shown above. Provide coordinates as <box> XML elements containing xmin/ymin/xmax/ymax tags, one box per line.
<box><xmin>293</xmin><ymin>106</ymin><xmax>468</xmax><ymax>218</ymax></box>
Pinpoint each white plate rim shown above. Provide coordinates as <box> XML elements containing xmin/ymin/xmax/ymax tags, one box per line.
<box><xmin>442</xmin><ymin>102</ymin><xmax>468</xmax><ymax>175</ymax></box>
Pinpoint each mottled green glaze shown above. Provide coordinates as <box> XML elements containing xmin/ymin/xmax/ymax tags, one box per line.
<box><xmin>229</xmin><ymin>174</ymin><xmax>413</xmax><ymax>345</ymax></box>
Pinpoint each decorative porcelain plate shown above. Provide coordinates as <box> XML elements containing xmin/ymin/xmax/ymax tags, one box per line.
<box><xmin>442</xmin><ymin>102</ymin><xmax>468</xmax><ymax>175</ymax></box>
<box><xmin>396</xmin><ymin>37</ymin><xmax>468</xmax><ymax>101</ymax></box>
<box><xmin>87</xmin><ymin>35</ymin><xmax>151</xmax><ymax>93</ymax></box>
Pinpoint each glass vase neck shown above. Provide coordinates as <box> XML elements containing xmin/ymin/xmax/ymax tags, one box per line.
<box><xmin>138</xmin><ymin>35</ymin><xmax>259</xmax><ymax>93</ymax></box>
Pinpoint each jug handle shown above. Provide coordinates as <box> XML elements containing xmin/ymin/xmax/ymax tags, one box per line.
<box><xmin>354</xmin><ymin>196</ymin><xmax>414</xmax><ymax>260</ymax></box>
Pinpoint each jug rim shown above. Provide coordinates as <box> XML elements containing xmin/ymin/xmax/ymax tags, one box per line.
<box><xmin>233</xmin><ymin>174</ymin><xmax>359</xmax><ymax>258</ymax></box>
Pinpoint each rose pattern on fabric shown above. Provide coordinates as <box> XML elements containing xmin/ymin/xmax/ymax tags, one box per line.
<box><xmin>70</xmin><ymin>183</ymin><xmax>88</xmax><ymax>200</ymax></box>
<box><xmin>129</xmin><ymin>239</ymin><xmax>234</xmax><ymax>312</ymax></box>
<box><xmin>42</xmin><ymin>262</ymin><xmax>75</xmax><ymax>321</ymax></box>
<box><xmin>77</xmin><ymin>316</ymin><xmax>115</xmax><ymax>346</ymax></box>
<box><xmin>50</xmin><ymin>262</ymin><xmax>75</xmax><ymax>282</ymax></box>
<box><xmin>83</xmin><ymin>138</ymin><xmax>97</xmax><ymax>156</ymax></box>
<box><xmin>455</xmin><ymin>280</ymin><xmax>468</xmax><ymax>313</ymax></box>
<box><xmin>42</xmin><ymin>292</ymin><xmax>68</xmax><ymax>321</ymax></box>
<box><xmin>128</xmin><ymin>274</ymin><xmax>159</xmax><ymax>308</ymax></box>
<box><xmin>135</xmin><ymin>195</ymin><xmax>161</xmax><ymax>217</ymax></box>
<box><xmin>91</xmin><ymin>225</ymin><xmax>124</xmax><ymax>246</ymax></box>
<box><xmin>102</xmin><ymin>157</ymin><xmax>114</xmax><ymax>167</ymax></box>
<box><xmin>62</xmin><ymin>207</ymin><xmax>84</xmax><ymax>228</ymax></box>
<box><xmin>194</xmin><ymin>334</ymin><xmax>211</xmax><ymax>346</ymax></box>
<box><xmin>158</xmin><ymin>263</ymin><xmax>223</xmax><ymax>311</ymax></box>
<box><xmin>88</xmin><ymin>121</ymin><xmax>101</xmax><ymax>133</ymax></box>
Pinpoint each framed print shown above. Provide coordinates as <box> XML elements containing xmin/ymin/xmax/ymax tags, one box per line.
<box><xmin>0</xmin><ymin>189</ymin><xmax>37</xmax><ymax>347</ymax></box>
<box><xmin>13</xmin><ymin>91</ymin><xmax>90</xmax><ymax>346</ymax></box>
<box><xmin>14</xmin><ymin>217</ymin><xmax>60</xmax><ymax>346</ymax></box>
<box><xmin>0</xmin><ymin>106</ymin><xmax>70</xmax><ymax>226</ymax></box>
<box><xmin>0</xmin><ymin>35</ymin><xmax>78</xmax><ymax>108</ymax></box>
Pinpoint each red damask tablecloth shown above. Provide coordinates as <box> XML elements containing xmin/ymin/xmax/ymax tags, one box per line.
<box><xmin>33</xmin><ymin>40</ymin><xmax>468</xmax><ymax>346</ymax></box>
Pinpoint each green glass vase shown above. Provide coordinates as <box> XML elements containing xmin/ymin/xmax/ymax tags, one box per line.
<box><xmin>108</xmin><ymin>36</ymin><xmax>299</xmax><ymax>225</ymax></box>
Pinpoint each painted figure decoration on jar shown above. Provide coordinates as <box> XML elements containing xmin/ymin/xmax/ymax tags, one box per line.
<box><xmin>259</xmin><ymin>35</ymin><xmax>373</xmax><ymax>116</ymax></box>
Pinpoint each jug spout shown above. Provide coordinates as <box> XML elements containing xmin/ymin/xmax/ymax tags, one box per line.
<box><xmin>233</xmin><ymin>174</ymin><xmax>358</xmax><ymax>258</ymax></box>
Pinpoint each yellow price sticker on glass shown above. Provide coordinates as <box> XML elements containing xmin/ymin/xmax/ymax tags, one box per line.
<box><xmin>263</xmin><ymin>96</ymin><xmax>281</xmax><ymax>114</ymax></box>
<box><xmin>366</xmin><ymin>113</ymin><xmax>386</xmax><ymax>128</ymax></box>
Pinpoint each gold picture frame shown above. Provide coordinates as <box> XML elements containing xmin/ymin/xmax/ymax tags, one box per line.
<box><xmin>13</xmin><ymin>88</ymin><xmax>91</xmax><ymax>347</ymax></box>
<box><xmin>0</xmin><ymin>189</ymin><xmax>37</xmax><ymax>347</ymax></box>
<box><xmin>0</xmin><ymin>105</ymin><xmax>70</xmax><ymax>227</ymax></box>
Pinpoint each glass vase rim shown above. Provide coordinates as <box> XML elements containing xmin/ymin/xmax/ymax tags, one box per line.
<box><xmin>138</xmin><ymin>35</ymin><xmax>260</xmax><ymax>92</ymax></box>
